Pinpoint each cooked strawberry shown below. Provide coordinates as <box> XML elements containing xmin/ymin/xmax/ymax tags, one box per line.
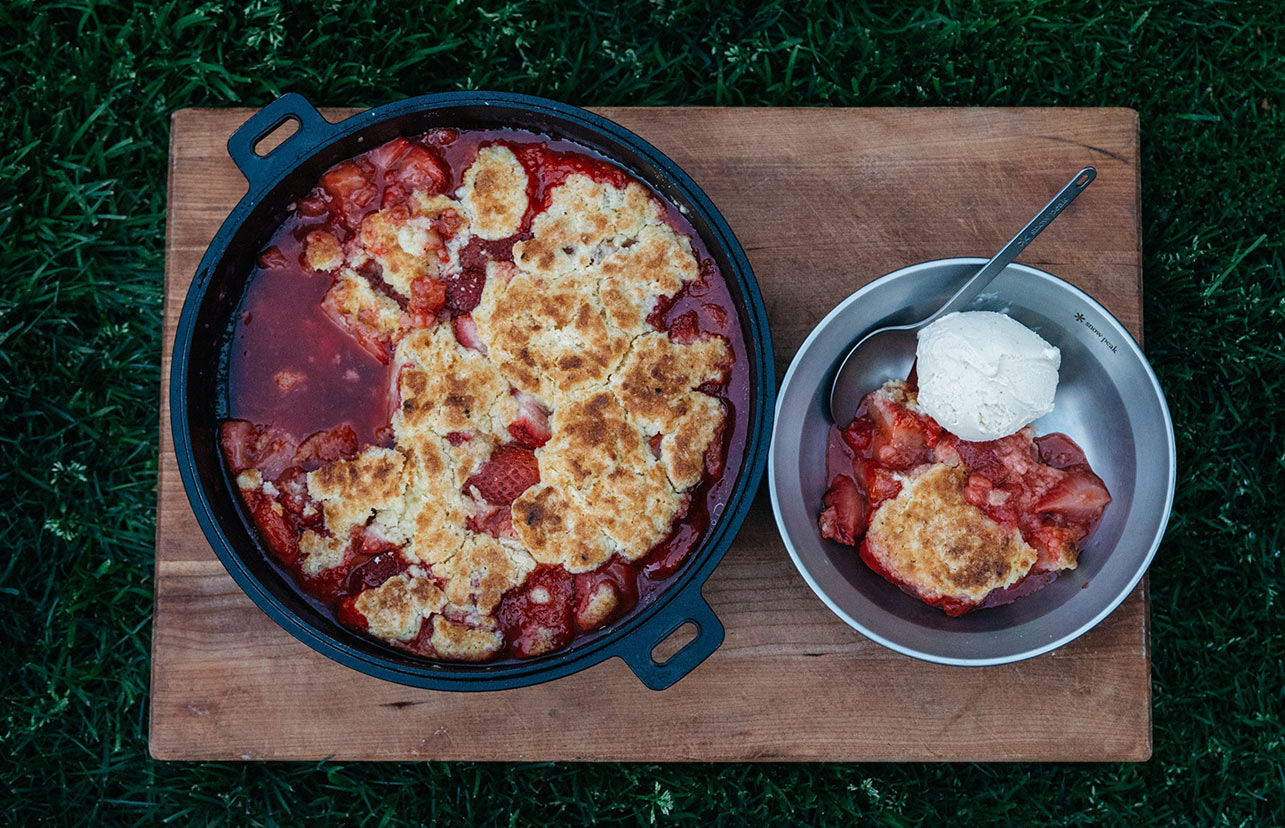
<box><xmin>852</xmin><ymin>458</ymin><xmax>903</xmax><ymax>509</ymax></box>
<box><xmin>646</xmin><ymin>293</ymin><xmax>677</xmax><ymax>330</ymax></box>
<box><xmin>367</xmin><ymin>136</ymin><xmax>413</xmax><ymax>170</ymax></box>
<box><xmin>321</xmin><ymin>160</ymin><xmax>376</xmax><ymax>228</ymax></box>
<box><xmin>322</xmin><ymin>160</ymin><xmax>375</xmax><ymax>200</ymax></box>
<box><xmin>335</xmin><ymin>595</ymin><xmax>369</xmax><ymax>632</ymax></box>
<box><xmin>293</xmin><ymin>424</ymin><xmax>359</xmax><ymax>471</ymax></box>
<box><xmin>963</xmin><ymin>472</ymin><xmax>993</xmax><ymax>509</ymax></box>
<box><xmin>573</xmin><ymin>556</ymin><xmax>638</xmax><ymax>631</ymax></box>
<box><xmin>452</xmin><ymin>313</ymin><xmax>487</xmax><ymax>354</ymax></box>
<box><xmin>297</xmin><ymin>188</ymin><xmax>330</xmax><ymax>217</ymax></box>
<box><xmin>947</xmin><ymin>435</ymin><xmax>1011</xmax><ymax>485</ymax></box>
<box><xmin>866</xmin><ymin>392</ymin><xmax>939</xmax><ymax>469</ymax></box>
<box><xmin>1025</xmin><ymin>524</ymin><xmax>1082</xmax><ymax>572</ymax></box>
<box><xmin>508</xmin><ymin>391</ymin><xmax>551</xmax><ymax>448</ymax></box>
<box><xmin>408</xmin><ymin>275</ymin><xmax>446</xmax><ymax>327</ymax></box>
<box><xmin>256</xmin><ymin>245</ymin><xmax>290</xmax><ymax>270</ymax></box>
<box><xmin>391</xmin><ymin>144</ymin><xmax>447</xmax><ymax>194</ymax></box>
<box><xmin>1035</xmin><ymin>432</ymin><xmax>1090</xmax><ymax>469</ymax></box>
<box><xmin>668</xmin><ymin>309</ymin><xmax>701</xmax><ymax>344</ymax></box>
<box><xmin>380</xmin><ymin>181</ymin><xmax>410</xmax><ymax>209</ymax></box>
<box><xmin>704</xmin><ymin>407</ymin><xmax>728</xmax><ymax>477</ymax></box>
<box><xmin>467</xmin><ymin>444</ymin><xmax>540</xmax><ymax>506</ymax></box>
<box><xmin>243</xmin><ymin>487</ymin><xmax>301</xmax><ymax>567</ymax></box>
<box><xmin>219</xmin><ymin>419</ymin><xmax>298</xmax><ymax>478</ymax></box>
<box><xmin>498</xmin><ymin>564</ymin><xmax>574</xmax><ymax>658</ymax></box>
<box><xmin>467</xmin><ymin>505</ymin><xmax>518</xmax><ymax>541</ymax></box>
<box><xmin>819</xmin><ymin>474</ymin><xmax>867</xmax><ymax>546</ymax></box>
<box><xmin>842</xmin><ymin>416</ymin><xmax>874</xmax><ymax>453</ymax></box>
<box><xmin>443</xmin><ymin>268</ymin><xmax>486</xmax><ymax>313</ymax></box>
<box><xmin>1033</xmin><ymin>466</ymin><xmax>1112</xmax><ymax>524</ymax></box>
<box><xmin>702</xmin><ymin>302</ymin><xmax>728</xmax><ymax>331</ymax></box>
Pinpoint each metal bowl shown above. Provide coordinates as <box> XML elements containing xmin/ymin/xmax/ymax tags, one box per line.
<box><xmin>769</xmin><ymin>258</ymin><xmax>1175</xmax><ymax>665</ymax></box>
<box><xmin>172</xmin><ymin>93</ymin><xmax>774</xmax><ymax>690</ymax></box>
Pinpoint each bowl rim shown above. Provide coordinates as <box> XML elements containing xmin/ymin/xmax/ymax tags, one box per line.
<box><xmin>170</xmin><ymin>91</ymin><xmax>775</xmax><ymax>689</ymax></box>
<box><xmin>769</xmin><ymin>256</ymin><xmax>1176</xmax><ymax>666</ymax></box>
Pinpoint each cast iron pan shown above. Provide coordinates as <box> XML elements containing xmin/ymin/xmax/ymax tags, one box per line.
<box><xmin>171</xmin><ymin>92</ymin><xmax>774</xmax><ymax>691</ymax></box>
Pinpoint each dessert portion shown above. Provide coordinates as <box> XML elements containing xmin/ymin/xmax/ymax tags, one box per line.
<box><xmin>915</xmin><ymin>311</ymin><xmax>1061</xmax><ymax>442</ymax></box>
<box><xmin>819</xmin><ymin>313</ymin><xmax>1109</xmax><ymax>615</ymax></box>
<box><xmin>220</xmin><ymin>129</ymin><xmax>744</xmax><ymax>660</ymax></box>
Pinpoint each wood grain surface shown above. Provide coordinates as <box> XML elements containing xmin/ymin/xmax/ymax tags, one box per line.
<box><xmin>152</xmin><ymin>106</ymin><xmax>1148</xmax><ymax>762</ymax></box>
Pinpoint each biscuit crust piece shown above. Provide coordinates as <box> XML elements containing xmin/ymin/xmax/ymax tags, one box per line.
<box><xmin>864</xmin><ymin>463</ymin><xmax>1037</xmax><ymax>606</ymax></box>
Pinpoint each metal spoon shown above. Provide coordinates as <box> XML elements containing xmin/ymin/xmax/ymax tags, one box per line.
<box><xmin>827</xmin><ymin>166</ymin><xmax>1096</xmax><ymax>423</ymax></box>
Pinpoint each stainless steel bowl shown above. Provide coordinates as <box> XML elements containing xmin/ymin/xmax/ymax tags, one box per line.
<box><xmin>769</xmin><ymin>258</ymin><xmax>1175</xmax><ymax>665</ymax></box>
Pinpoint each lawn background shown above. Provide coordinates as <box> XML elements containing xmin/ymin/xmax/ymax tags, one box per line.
<box><xmin>2</xmin><ymin>0</ymin><xmax>1281</xmax><ymax>825</ymax></box>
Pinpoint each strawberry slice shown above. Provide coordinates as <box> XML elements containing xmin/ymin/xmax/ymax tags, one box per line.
<box><xmin>467</xmin><ymin>505</ymin><xmax>518</xmax><ymax>541</ymax></box>
<box><xmin>241</xmin><ymin>486</ymin><xmax>301</xmax><ymax>567</ymax></box>
<box><xmin>842</xmin><ymin>416</ymin><xmax>874</xmax><ymax>453</ymax></box>
<box><xmin>818</xmin><ymin>474</ymin><xmax>867</xmax><ymax>546</ymax></box>
<box><xmin>409</xmin><ymin>275</ymin><xmax>446</xmax><ymax>327</ymax></box>
<box><xmin>452</xmin><ymin>313</ymin><xmax>487</xmax><ymax>354</ymax></box>
<box><xmin>391</xmin><ymin>144</ymin><xmax>447</xmax><ymax>194</ymax></box>
<box><xmin>219</xmin><ymin>419</ymin><xmax>298</xmax><ymax>478</ymax></box>
<box><xmin>668</xmin><ymin>309</ymin><xmax>701</xmax><ymax>344</ymax></box>
<box><xmin>367</xmin><ymin>136</ymin><xmax>413</xmax><ymax>169</ymax></box>
<box><xmin>508</xmin><ymin>391</ymin><xmax>551</xmax><ymax>448</ymax></box>
<box><xmin>1033</xmin><ymin>466</ymin><xmax>1112</xmax><ymax>524</ymax></box>
<box><xmin>498</xmin><ymin>563</ymin><xmax>575</xmax><ymax>658</ymax></box>
<box><xmin>573</xmin><ymin>556</ymin><xmax>638</xmax><ymax>631</ymax></box>
<box><xmin>466</xmin><ymin>444</ymin><xmax>540</xmax><ymax>506</ymax></box>
<box><xmin>443</xmin><ymin>268</ymin><xmax>486</xmax><ymax>313</ymax></box>
<box><xmin>321</xmin><ymin>160</ymin><xmax>376</xmax><ymax>228</ymax></box>
<box><xmin>1035</xmin><ymin>432</ymin><xmax>1090</xmax><ymax>469</ymax></box>
<box><xmin>293</xmin><ymin>424</ymin><xmax>359</xmax><ymax>471</ymax></box>
<box><xmin>867</xmin><ymin>391</ymin><xmax>940</xmax><ymax>469</ymax></box>
<box><xmin>1026</xmin><ymin>524</ymin><xmax>1082</xmax><ymax>571</ymax></box>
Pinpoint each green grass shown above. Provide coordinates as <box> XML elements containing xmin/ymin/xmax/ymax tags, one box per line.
<box><xmin>1</xmin><ymin>0</ymin><xmax>1282</xmax><ymax>824</ymax></box>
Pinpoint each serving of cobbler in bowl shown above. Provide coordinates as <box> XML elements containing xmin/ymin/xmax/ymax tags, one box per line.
<box><xmin>172</xmin><ymin>94</ymin><xmax>773</xmax><ymax>690</ymax></box>
<box><xmin>770</xmin><ymin>258</ymin><xmax>1175</xmax><ymax>666</ymax></box>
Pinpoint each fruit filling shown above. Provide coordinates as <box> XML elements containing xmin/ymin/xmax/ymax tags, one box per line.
<box><xmin>820</xmin><ymin>379</ymin><xmax>1110</xmax><ymax>615</ymax></box>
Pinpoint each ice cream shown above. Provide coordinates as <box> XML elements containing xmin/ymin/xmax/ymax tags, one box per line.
<box><xmin>914</xmin><ymin>311</ymin><xmax>1060</xmax><ymax>442</ymax></box>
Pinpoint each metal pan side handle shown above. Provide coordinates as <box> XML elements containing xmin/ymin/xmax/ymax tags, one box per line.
<box><xmin>226</xmin><ymin>93</ymin><xmax>336</xmax><ymax>190</ymax></box>
<box><xmin>617</xmin><ymin>589</ymin><xmax>724</xmax><ymax>691</ymax></box>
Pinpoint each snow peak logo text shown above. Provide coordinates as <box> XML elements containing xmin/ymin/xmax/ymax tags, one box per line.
<box><xmin>1074</xmin><ymin>312</ymin><xmax>1118</xmax><ymax>353</ymax></box>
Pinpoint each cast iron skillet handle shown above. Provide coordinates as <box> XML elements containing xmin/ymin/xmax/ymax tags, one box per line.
<box><xmin>617</xmin><ymin>589</ymin><xmax>724</xmax><ymax>691</ymax></box>
<box><xmin>226</xmin><ymin>93</ymin><xmax>336</xmax><ymax>188</ymax></box>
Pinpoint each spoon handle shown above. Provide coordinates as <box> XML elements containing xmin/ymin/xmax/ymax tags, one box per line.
<box><xmin>925</xmin><ymin>166</ymin><xmax>1096</xmax><ymax>324</ymax></box>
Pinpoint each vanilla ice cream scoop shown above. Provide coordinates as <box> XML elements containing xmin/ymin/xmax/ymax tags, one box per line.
<box><xmin>915</xmin><ymin>311</ymin><xmax>1060</xmax><ymax>442</ymax></box>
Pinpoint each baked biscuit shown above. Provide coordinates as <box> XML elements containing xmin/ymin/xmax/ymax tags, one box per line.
<box><xmin>354</xmin><ymin>571</ymin><xmax>446</xmax><ymax>641</ymax></box>
<box><xmin>612</xmin><ymin>332</ymin><xmax>732</xmax><ymax>489</ymax></box>
<box><xmin>430</xmin><ymin>614</ymin><xmax>504</xmax><ymax>661</ymax></box>
<box><xmin>512</xmin><ymin>175</ymin><xmax>661</xmax><ymax>277</ymax></box>
<box><xmin>473</xmin><ymin>268</ymin><xmax>630</xmax><ymax>405</ymax></box>
<box><xmin>434</xmin><ymin>534</ymin><xmax>537</xmax><ymax>615</ymax></box>
<box><xmin>513</xmin><ymin>391</ymin><xmax>683</xmax><ymax>570</ymax></box>
<box><xmin>393</xmin><ymin>325</ymin><xmax>518</xmax><ymax>443</ymax></box>
<box><xmin>458</xmin><ymin>145</ymin><xmax>529</xmax><ymax>240</ymax></box>
<box><xmin>597</xmin><ymin>223</ymin><xmax>700</xmax><ymax>335</ymax></box>
<box><xmin>864</xmin><ymin>463</ymin><xmax>1038</xmax><ymax>605</ymax></box>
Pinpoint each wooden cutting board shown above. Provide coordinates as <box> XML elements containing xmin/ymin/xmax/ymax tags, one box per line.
<box><xmin>152</xmin><ymin>106</ymin><xmax>1148</xmax><ymax>762</ymax></box>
